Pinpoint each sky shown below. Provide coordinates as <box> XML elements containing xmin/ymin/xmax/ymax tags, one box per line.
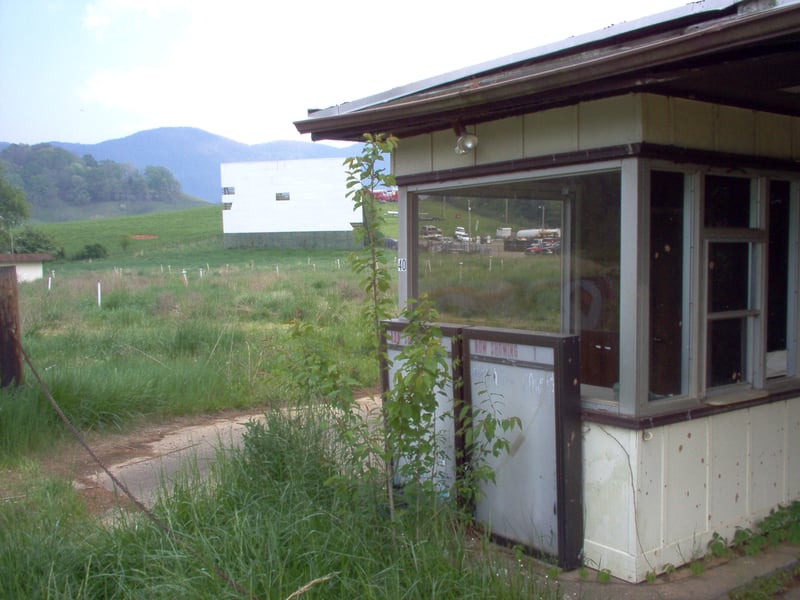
<box><xmin>0</xmin><ymin>0</ymin><xmax>693</xmax><ymax>147</ymax></box>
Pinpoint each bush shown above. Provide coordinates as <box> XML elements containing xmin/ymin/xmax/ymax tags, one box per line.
<box><xmin>74</xmin><ymin>242</ymin><xmax>109</xmax><ymax>260</ymax></box>
<box><xmin>4</xmin><ymin>226</ymin><xmax>64</xmax><ymax>257</ymax></box>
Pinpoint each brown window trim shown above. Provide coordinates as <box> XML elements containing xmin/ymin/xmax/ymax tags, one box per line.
<box><xmin>395</xmin><ymin>143</ymin><xmax>800</xmax><ymax>188</ymax></box>
<box><xmin>582</xmin><ymin>386</ymin><xmax>800</xmax><ymax>430</ymax></box>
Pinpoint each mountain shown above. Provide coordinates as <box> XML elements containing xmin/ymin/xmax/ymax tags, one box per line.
<box><xmin>14</xmin><ymin>127</ymin><xmax>362</xmax><ymax>203</ymax></box>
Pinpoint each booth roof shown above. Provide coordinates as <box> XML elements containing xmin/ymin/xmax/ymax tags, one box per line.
<box><xmin>295</xmin><ymin>0</ymin><xmax>800</xmax><ymax>142</ymax></box>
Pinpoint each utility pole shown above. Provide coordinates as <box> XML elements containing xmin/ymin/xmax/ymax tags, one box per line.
<box><xmin>0</xmin><ymin>266</ymin><xmax>24</xmax><ymax>386</ymax></box>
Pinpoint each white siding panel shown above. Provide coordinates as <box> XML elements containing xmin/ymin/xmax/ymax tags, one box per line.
<box><xmin>476</xmin><ymin>117</ymin><xmax>523</xmax><ymax>164</ymax></box>
<box><xmin>523</xmin><ymin>106</ymin><xmax>578</xmax><ymax>156</ymax></box>
<box><xmin>583</xmin><ymin>424</ymin><xmax>635</xmax><ymax>554</ymax></box>
<box><xmin>788</xmin><ymin>397</ymin><xmax>800</xmax><ymax>500</ymax></box>
<box><xmin>641</xmin><ymin>94</ymin><xmax>672</xmax><ymax>145</ymax></box>
<box><xmin>432</xmin><ymin>130</ymin><xmax>470</xmax><ymax>171</ymax></box>
<box><xmin>756</xmin><ymin>113</ymin><xmax>794</xmax><ymax>158</ymax></box>
<box><xmin>709</xmin><ymin>410</ymin><xmax>749</xmax><ymax>529</ymax></box>
<box><xmin>715</xmin><ymin>106</ymin><xmax>755</xmax><ymax>155</ymax></box>
<box><xmin>663</xmin><ymin>420</ymin><xmax>709</xmax><ymax>542</ymax></box>
<box><xmin>579</xmin><ymin>95</ymin><xmax>642</xmax><ymax>150</ymax></box>
<box><xmin>395</xmin><ymin>134</ymin><xmax>433</xmax><ymax>177</ymax></box>
<box><xmin>636</xmin><ymin>426</ymin><xmax>664</xmax><ymax>551</ymax></box>
<box><xmin>672</xmin><ymin>98</ymin><xmax>715</xmax><ymax>150</ymax></box>
<box><xmin>750</xmin><ymin>403</ymin><xmax>787</xmax><ymax>514</ymax></box>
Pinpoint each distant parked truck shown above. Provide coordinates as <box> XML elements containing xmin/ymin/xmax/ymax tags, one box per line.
<box><xmin>454</xmin><ymin>226</ymin><xmax>470</xmax><ymax>241</ymax></box>
<box><xmin>515</xmin><ymin>228</ymin><xmax>561</xmax><ymax>240</ymax></box>
<box><xmin>421</xmin><ymin>225</ymin><xmax>442</xmax><ymax>239</ymax></box>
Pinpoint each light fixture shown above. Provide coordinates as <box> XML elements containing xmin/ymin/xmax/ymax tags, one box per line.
<box><xmin>453</xmin><ymin>122</ymin><xmax>478</xmax><ymax>155</ymax></box>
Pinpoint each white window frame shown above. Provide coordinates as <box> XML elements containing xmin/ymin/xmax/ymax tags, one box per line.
<box><xmin>639</xmin><ymin>163</ymin><xmax>800</xmax><ymax>416</ymax></box>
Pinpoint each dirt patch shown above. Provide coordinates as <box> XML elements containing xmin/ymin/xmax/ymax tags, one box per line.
<box><xmin>2</xmin><ymin>408</ymin><xmax>268</xmax><ymax>516</ymax></box>
<box><xmin>129</xmin><ymin>234</ymin><xmax>159</xmax><ymax>240</ymax></box>
<box><xmin>3</xmin><ymin>392</ymin><xmax>382</xmax><ymax>517</ymax></box>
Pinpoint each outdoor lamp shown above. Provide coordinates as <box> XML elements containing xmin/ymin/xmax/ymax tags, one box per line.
<box><xmin>454</xmin><ymin>122</ymin><xmax>478</xmax><ymax>155</ymax></box>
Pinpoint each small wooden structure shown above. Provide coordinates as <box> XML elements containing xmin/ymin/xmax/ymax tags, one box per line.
<box><xmin>0</xmin><ymin>253</ymin><xmax>53</xmax><ymax>283</ymax></box>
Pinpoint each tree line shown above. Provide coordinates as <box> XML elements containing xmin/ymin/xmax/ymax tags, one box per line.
<box><xmin>0</xmin><ymin>143</ymin><xmax>183</xmax><ymax>215</ymax></box>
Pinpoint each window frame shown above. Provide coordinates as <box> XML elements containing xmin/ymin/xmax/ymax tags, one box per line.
<box><xmin>641</xmin><ymin>163</ymin><xmax>800</xmax><ymax>416</ymax></box>
<box><xmin>404</xmin><ymin>160</ymin><xmax>629</xmax><ymax>412</ymax></box>
<box><xmin>398</xmin><ymin>158</ymin><xmax>800</xmax><ymax>418</ymax></box>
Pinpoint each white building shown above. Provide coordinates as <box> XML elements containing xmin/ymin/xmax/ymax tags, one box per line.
<box><xmin>0</xmin><ymin>254</ymin><xmax>53</xmax><ymax>282</ymax></box>
<box><xmin>220</xmin><ymin>157</ymin><xmax>358</xmax><ymax>249</ymax></box>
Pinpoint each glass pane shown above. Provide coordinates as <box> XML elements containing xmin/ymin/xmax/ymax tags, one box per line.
<box><xmin>708</xmin><ymin>242</ymin><xmax>749</xmax><ymax>313</ymax></box>
<box><xmin>705</xmin><ymin>175</ymin><xmax>751</xmax><ymax>228</ymax></box>
<box><xmin>415</xmin><ymin>171</ymin><xmax>620</xmax><ymax>391</ymax></box>
<box><xmin>708</xmin><ymin>318</ymin><xmax>746</xmax><ymax>387</ymax></box>
<box><xmin>416</xmin><ymin>184</ymin><xmax>564</xmax><ymax>331</ymax></box>
<box><xmin>649</xmin><ymin>171</ymin><xmax>684</xmax><ymax>397</ymax></box>
<box><xmin>568</xmin><ymin>173</ymin><xmax>621</xmax><ymax>389</ymax></box>
<box><xmin>767</xmin><ymin>180</ymin><xmax>790</xmax><ymax>377</ymax></box>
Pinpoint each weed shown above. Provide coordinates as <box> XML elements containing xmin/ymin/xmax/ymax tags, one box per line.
<box><xmin>708</xmin><ymin>531</ymin><xmax>733</xmax><ymax>559</ymax></box>
<box><xmin>729</xmin><ymin>563</ymin><xmax>800</xmax><ymax>599</ymax></box>
<box><xmin>545</xmin><ymin>566</ymin><xmax>561</xmax><ymax>580</ymax></box>
<box><xmin>689</xmin><ymin>560</ymin><xmax>705</xmax><ymax>576</ymax></box>
<box><xmin>597</xmin><ymin>568</ymin><xmax>612</xmax><ymax>584</ymax></box>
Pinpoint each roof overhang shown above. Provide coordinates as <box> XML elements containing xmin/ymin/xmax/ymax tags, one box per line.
<box><xmin>295</xmin><ymin>0</ymin><xmax>800</xmax><ymax>142</ymax></box>
<box><xmin>0</xmin><ymin>253</ymin><xmax>54</xmax><ymax>264</ymax></box>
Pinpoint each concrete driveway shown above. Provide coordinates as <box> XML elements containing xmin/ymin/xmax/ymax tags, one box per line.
<box><xmin>77</xmin><ymin>413</ymin><xmax>265</xmax><ymax>512</ymax></box>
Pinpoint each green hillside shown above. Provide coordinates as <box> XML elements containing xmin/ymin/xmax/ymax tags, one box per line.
<box><xmin>39</xmin><ymin>205</ymin><xmax>224</xmax><ymax>264</ymax></box>
<box><xmin>34</xmin><ymin>203</ymin><xmax>401</xmax><ymax>275</ymax></box>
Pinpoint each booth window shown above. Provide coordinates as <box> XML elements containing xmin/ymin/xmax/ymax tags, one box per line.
<box><xmin>766</xmin><ymin>179</ymin><xmax>792</xmax><ymax>379</ymax></box>
<box><xmin>414</xmin><ymin>169</ymin><xmax>621</xmax><ymax>398</ymax></box>
<box><xmin>408</xmin><ymin>162</ymin><xmax>797</xmax><ymax>414</ymax></box>
<box><xmin>649</xmin><ymin>171</ymin><xmax>798</xmax><ymax>404</ymax></box>
<box><xmin>649</xmin><ymin>171</ymin><xmax>685</xmax><ymax>398</ymax></box>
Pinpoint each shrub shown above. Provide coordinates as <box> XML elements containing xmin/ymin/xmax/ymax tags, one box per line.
<box><xmin>74</xmin><ymin>242</ymin><xmax>109</xmax><ymax>260</ymax></box>
<box><xmin>10</xmin><ymin>226</ymin><xmax>64</xmax><ymax>257</ymax></box>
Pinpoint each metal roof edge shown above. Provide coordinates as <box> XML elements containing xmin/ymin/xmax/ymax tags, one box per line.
<box><xmin>296</xmin><ymin>1</ymin><xmax>800</xmax><ymax>140</ymax></box>
<box><xmin>297</xmin><ymin>0</ymin><xmax>748</xmax><ymax>125</ymax></box>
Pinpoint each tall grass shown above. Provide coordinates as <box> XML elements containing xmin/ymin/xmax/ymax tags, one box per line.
<box><xmin>0</xmin><ymin>409</ymin><xmax>556</xmax><ymax>598</ymax></box>
<box><xmin>1</xmin><ymin>249</ymin><xmax>381</xmax><ymax>461</ymax></box>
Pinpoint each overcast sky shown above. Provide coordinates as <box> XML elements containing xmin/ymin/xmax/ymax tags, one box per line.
<box><xmin>1</xmin><ymin>0</ymin><xmax>692</xmax><ymax>147</ymax></box>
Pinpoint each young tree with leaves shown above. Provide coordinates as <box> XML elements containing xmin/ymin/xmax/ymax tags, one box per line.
<box><xmin>0</xmin><ymin>165</ymin><xmax>31</xmax><ymax>253</ymax></box>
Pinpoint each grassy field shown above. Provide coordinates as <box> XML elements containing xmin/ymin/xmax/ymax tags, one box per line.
<box><xmin>39</xmin><ymin>204</ymin><xmax>224</xmax><ymax>261</ymax></box>
<box><xmin>1</xmin><ymin>206</ymin><xmax>560</xmax><ymax>598</ymax></box>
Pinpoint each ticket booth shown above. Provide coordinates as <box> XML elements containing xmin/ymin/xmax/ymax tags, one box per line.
<box><xmin>298</xmin><ymin>1</ymin><xmax>800</xmax><ymax>581</ymax></box>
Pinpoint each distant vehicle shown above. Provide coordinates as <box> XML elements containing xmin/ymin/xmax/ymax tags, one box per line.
<box><xmin>372</xmin><ymin>187</ymin><xmax>398</xmax><ymax>202</ymax></box>
<box><xmin>525</xmin><ymin>238</ymin><xmax>561</xmax><ymax>255</ymax></box>
<box><xmin>454</xmin><ymin>226</ymin><xmax>470</xmax><ymax>241</ymax></box>
<box><xmin>516</xmin><ymin>228</ymin><xmax>562</xmax><ymax>240</ymax></box>
<box><xmin>421</xmin><ymin>225</ymin><xmax>442</xmax><ymax>239</ymax></box>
